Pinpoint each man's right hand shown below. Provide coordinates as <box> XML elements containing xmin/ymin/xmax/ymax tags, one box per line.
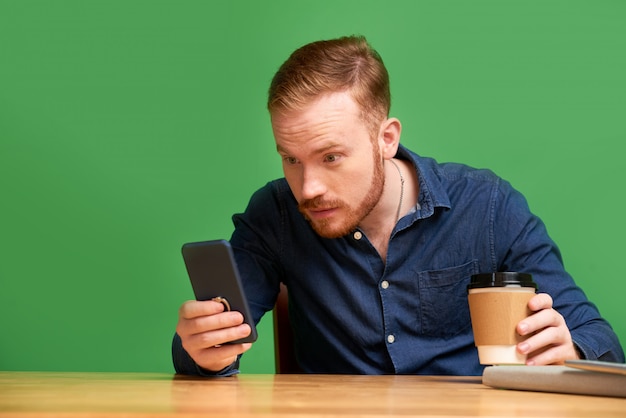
<box><xmin>176</xmin><ymin>300</ymin><xmax>253</xmax><ymax>372</ymax></box>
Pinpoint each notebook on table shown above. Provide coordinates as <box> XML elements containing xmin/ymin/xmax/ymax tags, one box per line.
<box><xmin>564</xmin><ymin>359</ymin><xmax>626</xmax><ymax>375</ymax></box>
<box><xmin>482</xmin><ymin>360</ymin><xmax>626</xmax><ymax>398</ymax></box>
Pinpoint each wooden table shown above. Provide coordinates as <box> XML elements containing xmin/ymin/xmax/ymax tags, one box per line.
<box><xmin>1</xmin><ymin>372</ymin><xmax>625</xmax><ymax>417</ymax></box>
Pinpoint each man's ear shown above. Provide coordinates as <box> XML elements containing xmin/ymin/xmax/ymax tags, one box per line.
<box><xmin>378</xmin><ymin>117</ymin><xmax>402</xmax><ymax>159</ymax></box>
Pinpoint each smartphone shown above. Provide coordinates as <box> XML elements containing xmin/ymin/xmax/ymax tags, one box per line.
<box><xmin>181</xmin><ymin>239</ymin><xmax>258</xmax><ymax>344</ymax></box>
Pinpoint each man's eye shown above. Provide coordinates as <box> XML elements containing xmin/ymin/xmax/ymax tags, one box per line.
<box><xmin>324</xmin><ymin>154</ymin><xmax>339</xmax><ymax>163</ymax></box>
<box><xmin>284</xmin><ymin>156</ymin><xmax>298</xmax><ymax>164</ymax></box>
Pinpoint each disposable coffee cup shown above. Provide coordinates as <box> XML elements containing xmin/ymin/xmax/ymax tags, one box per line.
<box><xmin>467</xmin><ymin>272</ymin><xmax>537</xmax><ymax>365</ymax></box>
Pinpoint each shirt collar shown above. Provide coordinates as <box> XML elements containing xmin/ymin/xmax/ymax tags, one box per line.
<box><xmin>395</xmin><ymin>144</ymin><xmax>452</xmax><ymax>220</ymax></box>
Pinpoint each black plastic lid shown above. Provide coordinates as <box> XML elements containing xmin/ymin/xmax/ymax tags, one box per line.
<box><xmin>467</xmin><ymin>272</ymin><xmax>537</xmax><ymax>290</ymax></box>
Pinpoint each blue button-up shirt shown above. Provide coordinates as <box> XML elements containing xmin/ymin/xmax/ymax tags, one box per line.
<box><xmin>172</xmin><ymin>145</ymin><xmax>624</xmax><ymax>376</ymax></box>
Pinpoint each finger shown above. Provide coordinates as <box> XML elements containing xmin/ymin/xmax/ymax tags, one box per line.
<box><xmin>527</xmin><ymin>293</ymin><xmax>553</xmax><ymax>312</ymax></box>
<box><xmin>517</xmin><ymin>303</ymin><xmax>560</xmax><ymax>336</ymax></box>
<box><xmin>518</xmin><ymin>320</ymin><xmax>561</xmax><ymax>355</ymax></box>
<box><xmin>525</xmin><ymin>343</ymin><xmax>577</xmax><ymax>365</ymax></box>
<box><xmin>182</xmin><ymin>311</ymin><xmax>246</xmax><ymax>336</ymax></box>
<box><xmin>523</xmin><ymin>332</ymin><xmax>578</xmax><ymax>365</ymax></box>
<box><xmin>517</xmin><ymin>310</ymin><xmax>577</xmax><ymax>365</ymax></box>
<box><xmin>194</xmin><ymin>343</ymin><xmax>253</xmax><ymax>372</ymax></box>
<box><xmin>179</xmin><ymin>300</ymin><xmax>225</xmax><ymax>320</ymax></box>
<box><xmin>185</xmin><ymin>323</ymin><xmax>252</xmax><ymax>350</ymax></box>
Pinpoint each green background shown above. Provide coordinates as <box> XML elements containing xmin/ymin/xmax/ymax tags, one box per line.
<box><xmin>1</xmin><ymin>1</ymin><xmax>624</xmax><ymax>374</ymax></box>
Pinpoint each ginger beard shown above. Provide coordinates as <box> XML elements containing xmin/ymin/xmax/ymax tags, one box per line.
<box><xmin>298</xmin><ymin>143</ymin><xmax>385</xmax><ymax>239</ymax></box>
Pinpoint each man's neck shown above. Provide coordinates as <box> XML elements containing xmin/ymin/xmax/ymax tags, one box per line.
<box><xmin>358</xmin><ymin>158</ymin><xmax>419</xmax><ymax>262</ymax></box>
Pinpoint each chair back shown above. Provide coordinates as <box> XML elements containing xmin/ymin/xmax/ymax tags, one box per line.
<box><xmin>272</xmin><ymin>283</ymin><xmax>302</xmax><ymax>373</ymax></box>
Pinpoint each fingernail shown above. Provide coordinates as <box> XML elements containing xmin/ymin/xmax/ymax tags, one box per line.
<box><xmin>518</xmin><ymin>323</ymin><xmax>528</xmax><ymax>334</ymax></box>
<box><xmin>518</xmin><ymin>342</ymin><xmax>530</xmax><ymax>354</ymax></box>
<box><xmin>230</xmin><ymin>312</ymin><xmax>244</xmax><ymax>322</ymax></box>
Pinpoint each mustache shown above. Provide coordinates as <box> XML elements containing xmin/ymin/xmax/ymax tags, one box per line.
<box><xmin>298</xmin><ymin>196</ymin><xmax>343</xmax><ymax>211</ymax></box>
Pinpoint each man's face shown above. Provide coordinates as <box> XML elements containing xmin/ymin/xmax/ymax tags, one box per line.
<box><xmin>271</xmin><ymin>92</ymin><xmax>384</xmax><ymax>238</ymax></box>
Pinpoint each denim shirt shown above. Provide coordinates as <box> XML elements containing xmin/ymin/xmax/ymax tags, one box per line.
<box><xmin>172</xmin><ymin>145</ymin><xmax>624</xmax><ymax>376</ymax></box>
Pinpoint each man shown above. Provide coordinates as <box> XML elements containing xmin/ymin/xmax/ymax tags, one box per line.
<box><xmin>173</xmin><ymin>36</ymin><xmax>624</xmax><ymax>376</ymax></box>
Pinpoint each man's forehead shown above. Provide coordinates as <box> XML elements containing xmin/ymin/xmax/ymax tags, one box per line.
<box><xmin>271</xmin><ymin>91</ymin><xmax>361</xmax><ymax>121</ymax></box>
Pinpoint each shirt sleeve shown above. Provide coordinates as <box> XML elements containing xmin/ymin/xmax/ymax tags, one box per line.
<box><xmin>171</xmin><ymin>332</ymin><xmax>240</xmax><ymax>377</ymax></box>
<box><xmin>492</xmin><ymin>179</ymin><xmax>624</xmax><ymax>362</ymax></box>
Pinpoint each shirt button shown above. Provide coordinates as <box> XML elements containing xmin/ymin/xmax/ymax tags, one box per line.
<box><xmin>381</xmin><ymin>280</ymin><xmax>389</xmax><ymax>289</ymax></box>
<box><xmin>387</xmin><ymin>334</ymin><xmax>395</xmax><ymax>344</ymax></box>
<box><xmin>353</xmin><ymin>231</ymin><xmax>363</xmax><ymax>240</ymax></box>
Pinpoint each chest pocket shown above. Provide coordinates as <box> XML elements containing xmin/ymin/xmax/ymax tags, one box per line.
<box><xmin>417</xmin><ymin>260</ymin><xmax>479</xmax><ymax>337</ymax></box>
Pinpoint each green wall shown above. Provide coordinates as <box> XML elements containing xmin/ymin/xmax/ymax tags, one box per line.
<box><xmin>1</xmin><ymin>1</ymin><xmax>624</xmax><ymax>374</ymax></box>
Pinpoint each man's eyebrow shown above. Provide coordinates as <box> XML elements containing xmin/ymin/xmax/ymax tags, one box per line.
<box><xmin>314</xmin><ymin>143</ymin><xmax>343</xmax><ymax>154</ymax></box>
<box><xmin>277</xmin><ymin>142</ymin><xmax>343</xmax><ymax>155</ymax></box>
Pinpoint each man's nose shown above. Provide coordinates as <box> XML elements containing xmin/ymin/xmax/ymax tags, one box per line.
<box><xmin>301</xmin><ymin>167</ymin><xmax>326</xmax><ymax>200</ymax></box>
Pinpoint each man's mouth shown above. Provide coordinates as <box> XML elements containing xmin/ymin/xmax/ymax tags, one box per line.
<box><xmin>306</xmin><ymin>207</ymin><xmax>337</xmax><ymax>219</ymax></box>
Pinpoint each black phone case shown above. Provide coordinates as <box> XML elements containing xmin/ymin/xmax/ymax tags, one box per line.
<box><xmin>181</xmin><ymin>239</ymin><xmax>258</xmax><ymax>343</ymax></box>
